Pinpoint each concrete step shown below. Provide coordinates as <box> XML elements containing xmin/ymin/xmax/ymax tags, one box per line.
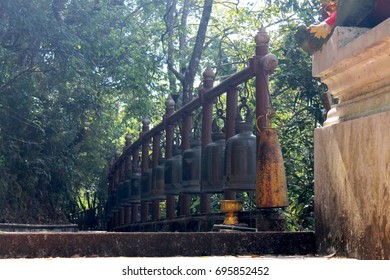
<box><xmin>0</xmin><ymin>223</ymin><xmax>78</xmax><ymax>232</ymax></box>
<box><xmin>0</xmin><ymin>231</ymin><xmax>315</xmax><ymax>258</ymax></box>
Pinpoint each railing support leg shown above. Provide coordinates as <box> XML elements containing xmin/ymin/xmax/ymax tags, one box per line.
<box><xmin>131</xmin><ymin>203</ymin><xmax>138</xmax><ymax>223</ymax></box>
<box><xmin>224</xmin><ymin>86</ymin><xmax>239</xmax><ymax>200</ymax></box>
<box><xmin>165</xmin><ymin>97</ymin><xmax>176</xmax><ymax>219</ymax></box>
<box><xmin>180</xmin><ymin>113</ymin><xmax>192</xmax><ymax>216</ymax></box>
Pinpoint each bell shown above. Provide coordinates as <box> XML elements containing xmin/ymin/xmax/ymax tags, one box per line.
<box><xmin>256</xmin><ymin>127</ymin><xmax>288</xmax><ymax>208</ymax></box>
<box><xmin>129</xmin><ymin>168</ymin><xmax>141</xmax><ymax>202</ymax></box>
<box><xmin>111</xmin><ymin>186</ymin><xmax>120</xmax><ymax>211</ymax></box>
<box><xmin>119</xmin><ymin>180</ymin><xmax>127</xmax><ymax>206</ymax></box>
<box><xmin>181</xmin><ymin>139</ymin><xmax>201</xmax><ymax>194</ymax></box>
<box><xmin>105</xmin><ymin>193</ymin><xmax>114</xmax><ymax>219</ymax></box>
<box><xmin>150</xmin><ymin>160</ymin><xmax>166</xmax><ymax>200</ymax></box>
<box><xmin>164</xmin><ymin>151</ymin><xmax>182</xmax><ymax>195</ymax></box>
<box><xmin>141</xmin><ymin>168</ymin><xmax>152</xmax><ymax>202</ymax></box>
<box><xmin>119</xmin><ymin>165</ymin><xmax>133</xmax><ymax>207</ymax></box>
<box><xmin>201</xmin><ymin>131</ymin><xmax>225</xmax><ymax>193</ymax></box>
<box><xmin>224</xmin><ymin>102</ymin><xmax>256</xmax><ymax>192</ymax></box>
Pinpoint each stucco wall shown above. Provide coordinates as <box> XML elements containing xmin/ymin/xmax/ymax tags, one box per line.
<box><xmin>313</xmin><ymin>19</ymin><xmax>390</xmax><ymax>259</ymax></box>
<box><xmin>314</xmin><ymin>111</ymin><xmax>390</xmax><ymax>259</ymax></box>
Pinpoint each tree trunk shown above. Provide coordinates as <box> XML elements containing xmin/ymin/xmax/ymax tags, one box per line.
<box><xmin>183</xmin><ymin>0</ymin><xmax>214</xmax><ymax>104</ymax></box>
<box><xmin>166</xmin><ymin>0</ymin><xmax>180</xmax><ymax>97</ymax></box>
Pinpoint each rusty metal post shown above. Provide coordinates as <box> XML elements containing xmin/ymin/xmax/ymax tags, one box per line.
<box><xmin>131</xmin><ymin>147</ymin><xmax>140</xmax><ymax>223</ymax></box>
<box><xmin>151</xmin><ymin>133</ymin><xmax>161</xmax><ymax>221</ymax></box>
<box><xmin>200</xmin><ymin>67</ymin><xmax>215</xmax><ymax>214</ymax></box>
<box><xmin>224</xmin><ymin>86</ymin><xmax>239</xmax><ymax>200</ymax></box>
<box><xmin>165</xmin><ymin>96</ymin><xmax>176</xmax><ymax>219</ymax></box>
<box><xmin>180</xmin><ymin>113</ymin><xmax>192</xmax><ymax>216</ymax></box>
<box><xmin>141</xmin><ymin>118</ymin><xmax>150</xmax><ymax>223</ymax></box>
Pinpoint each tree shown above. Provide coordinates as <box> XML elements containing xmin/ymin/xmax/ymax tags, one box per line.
<box><xmin>0</xmin><ymin>0</ymin><xmax>163</xmax><ymax>223</ymax></box>
<box><xmin>163</xmin><ymin>0</ymin><xmax>215</xmax><ymax>104</ymax></box>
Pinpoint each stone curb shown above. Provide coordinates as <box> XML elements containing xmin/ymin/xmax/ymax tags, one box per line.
<box><xmin>0</xmin><ymin>231</ymin><xmax>315</xmax><ymax>258</ymax></box>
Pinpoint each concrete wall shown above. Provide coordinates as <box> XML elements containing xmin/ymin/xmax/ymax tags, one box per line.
<box><xmin>315</xmin><ymin>112</ymin><xmax>390</xmax><ymax>259</ymax></box>
<box><xmin>313</xmin><ymin>19</ymin><xmax>390</xmax><ymax>259</ymax></box>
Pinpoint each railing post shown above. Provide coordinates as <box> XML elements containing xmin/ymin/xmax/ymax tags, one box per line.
<box><xmin>200</xmin><ymin>66</ymin><xmax>215</xmax><ymax>214</ymax></box>
<box><xmin>141</xmin><ymin>118</ymin><xmax>150</xmax><ymax>223</ymax></box>
<box><xmin>113</xmin><ymin>149</ymin><xmax>121</xmax><ymax>229</ymax></box>
<box><xmin>179</xmin><ymin>114</ymin><xmax>192</xmax><ymax>216</ymax></box>
<box><xmin>106</xmin><ymin>159</ymin><xmax>114</xmax><ymax>231</ymax></box>
<box><xmin>124</xmin><ymin>134</ymin><xmax>132</xmax><ymax>225</ymax></box>
<box><xmin>224</xmin><ymin>86</ymin><xmax>239</xmax><ymax>200</ymax></box>
<box><xmin>118</xmin><ymin>154</ymin><xmax>126</xmax><ymax>226</ymax></box>
<box><xmin>165</xmin><ymin>96</ymin><xmax>176</xmax><ymax>219</ymax></box>
<box><xmin>255</xmin><ymin>28</ymin><xmax>270</xmax><ymax>133</ymax></box>
<box><xmin>131</xmin><ymin>147</ymin><xmax>140</xmax><ymax>223</ymax></box>
<box><xmin>151</xmin><ymin>133</ymin><xmax>161</xmax><ymax>221</ymax></box>
<box><xmin>254</xmin><ymin>28</ymin><xmax>287</xmax><ymax>210</ymax></box>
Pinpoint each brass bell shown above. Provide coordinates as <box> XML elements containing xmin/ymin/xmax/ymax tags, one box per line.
<box><xmin>129</xmin><ymin>167</ymin><xmax>141</xmax><ymax>202</ymax></box>
<box><xmin>256</xmin><ymin>125</ymin><xmax>288</xmax><ymax>208</ymax></box>
<box><xmin>120</xmin><ymin>179</ymin><xmax>132</xmax><ymax>206</ymax></box>
<box><xmin>111</xmin><ymin>186</ymin><xmax>120</xmax><ymax>211</ymax></box>
<box><xmin>181</xmin><ymin>138</ymin><xmax>201</xmax><ymax>194</ymax></box>
<box><xmin>141</xmin><ymin>168</ymin><xmax>152</xmax><ymax>202</ymax></box>
<box><xmin>105</xmin><ymin>193</ymin><xmax>114</xmax><ymax>219</ymax></box>
<box><xmin>150</xmin><ymin>159</ymin><xmax>166</xmax><ymax>200</ymax></box>
<box><xmin>224</xmin><ymin>99</ymin><xmax>256</xmax><ymax>191</ymax></box>
<box><xmin>164</xmin><ymin>149</ymin><xmax>182</xmax><ymax>195</ymax></box>
<box><xmin>201</xmin><ymin>117</ymin><xmax>226</xmax><ymax>193</ymax></box>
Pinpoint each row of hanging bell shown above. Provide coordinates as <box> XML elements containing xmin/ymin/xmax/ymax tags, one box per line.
<box><xmin>106</xmin><ymin>158</ymin><xmax>140</xmax><ymax>217</ymax></box>
<box><xmin>164</xmin><ymin>98</ymin><xmax>258</xmax><ymax>195</ymax></box>
<box><xmin>125</xmin><ymin>105</ymin><xmax>287</xmax><ymax>208</ymax></box>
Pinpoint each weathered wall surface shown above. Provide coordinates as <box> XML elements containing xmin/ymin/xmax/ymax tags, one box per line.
<box><xmin>313</xmin><ymin>18</ymin><xmax>390</xmax><ymax>259</ymax></box>
<box><xmin>315</xmin><ymin>112</ymin><xmax>390</xmax><ymax>259</ymax></box>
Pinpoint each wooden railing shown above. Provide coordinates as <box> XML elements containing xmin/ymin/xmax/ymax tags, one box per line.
<box><xmin>105</xmin><ymin>28</ymin><xmax>284</xmax><ymax>232</ymax></box>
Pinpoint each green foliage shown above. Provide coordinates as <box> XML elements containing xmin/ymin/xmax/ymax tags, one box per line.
<box><xmin>0</xmin><ymin>0</ymin><xmax>164</xmax><ymax>223</ymax></box>
<box><xmin>269</xmin><ymin>24</ymin><xmax>327</xmax><ymax>230</ymax></box>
